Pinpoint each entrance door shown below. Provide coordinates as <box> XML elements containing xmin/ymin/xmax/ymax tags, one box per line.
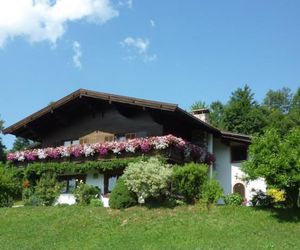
<box><xmin>233</xmin><ymin>183</ymin><xmax>246</xmax><ymax>198</ymax></box>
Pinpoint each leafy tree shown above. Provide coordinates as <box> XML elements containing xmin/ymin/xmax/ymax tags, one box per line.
<box><xmin>263</xmin><ymin>87</ymin><xmax>292</xmax><ymax>113</ymax></box>
<box><xmin>12</xmin><ymin>137</ymin><xmax>32</xmax><ymax>151</ymax></box>
<box><xmin>222</xmin><ymin>85</ymin><xmax>266</xmax><ymax>135</ymax></box>
<box><xmin>0</xmin><ymin>116</ymin><xmax>6</xmax><ymax>163</ymax></box>
<box><xmin>209</xmin><ymin>101</ymin><xmax>225</xmax><ymax>129</ymax></box>
<box><xmin>190</xmin><ymin>101</ymin><xmax>207</xmax><ymax>111</ymax></box>
<box><xmin>243</xmin><ymin>129</ymin><xmax>300</xmax><ymax>208</ymax></box>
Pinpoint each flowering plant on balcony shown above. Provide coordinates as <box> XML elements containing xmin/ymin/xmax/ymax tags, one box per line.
<box><xmin>7</xmin><ymin>134</ymin><xmax>214</xmax><ymax>164</ymax></box>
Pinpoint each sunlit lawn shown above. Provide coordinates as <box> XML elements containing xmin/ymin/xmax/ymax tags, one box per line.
<box><xmin>0</xmin><ymin>205</ymin><xmax>299</xmax><ymax>250</ymax></box>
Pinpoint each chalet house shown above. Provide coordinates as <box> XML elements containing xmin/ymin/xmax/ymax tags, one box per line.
<box><xmin>3</xmin><ymin>89</ymin><xmax>266</xmax><ymax>206</ymax></box>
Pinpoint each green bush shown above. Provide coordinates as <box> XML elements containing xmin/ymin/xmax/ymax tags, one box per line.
<box><xmin>109</xmin><ymin>178</ymin><xmax>137</xmax><ymax>209</ymax></box>
<box><xmin>224</xmin><ymin>193</ymin><xmax>244</xmax><ymax>206</ymax></box>
<box><xmin>0</xmin><ymin>166</ymin><xmax>21</xmax><ymax>207</ymax></box>
<box><xmin>34</xmin><ymin>174</ymin><xmax>61</xmax><ymax>206</ymax></box>
<box><xmin>201</xmin><ymin>178</ymin><xmax>223</xmax><ymax>208</ymax></box>
<box><xmin>123</xmin><ymin>158</ymin><xmax>172</xmax><ymax>204</ymax></box>
<box><xmin>89</xmin><ymin>198</ymin><xmax>104</xmax><ymax>207</ymax></box>
<box><xmin>74</xmin><ymin>182</ymin><xmax>100</xmax><ymax>205</ymax></box>
<box><xmin>172</xmin><ymin>163</ymin><xmax>208</xmax><ymax>203</ymax></box>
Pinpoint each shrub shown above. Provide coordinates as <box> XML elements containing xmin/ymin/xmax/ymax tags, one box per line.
<box><xmin>201</xmin><ymin>178</ymin><xmax>223</xmax><ymax>208</ymax></box>
<box><xmin>172</xmin><ymin>163</ymin><xmax>208</xmax><ymax>203</ymax></box>
<box><xmin>122</xmin><ymin>157</ymin><xmax>172</xmax><ymax>204</ymax></box>
<box><xmin>89</xmin><ymin>198</ymin><xmax>104</xmax><ymax>207</ymax></box>
<box><xmin>267</xmin><ymin>188</ymin><xmax>285</xmax><ymax>203</ymax></box>
<box><xmin>250</xmin><ymin>190</ymin><xmax>272</xmax><ymax>207</ymax></box>
<box><xmin>224</xmin><ymin>193</ymin><xmax>244</xmax><ymax>206</ymax></box>
<box><xmin>74</xmin><ymin>182</ymin><xmax>100</xmax><ymax>205</ymax></box>
<box><xmin>0</xmin><ymin>166</ymin><xmax>21</xmax><ymax>207</ymax></box>
<box><xmin>109</xmin><ymin>178</ymin><xmax>137</xmax><ymax>209</ymax></box>
<box><xmin>34</xmin><ymin>174</ymin><xmax>61</xmax><ymax>206</ymax></box>
<box><xmin>251</xmin><ymin>189</ymin><xmax>285</xmax><ymax>207</ymax></box>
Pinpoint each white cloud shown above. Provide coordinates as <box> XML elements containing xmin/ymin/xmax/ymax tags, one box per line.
<box><xmin>0</xmin><ymin>0</ymin><xmax>119</xmax><ymax>47</ymax></box>
<box><xmin>121</xmin><ymin>36</ymin><xmax>157</xmax><ymax>62</ymax></box>
<box><xmin>72</xmin><ymin>41</ymin><xmax>82</xmax><ymax>69</ymax></box>
<box><xmin>150</xmin><ymin>19</ymin><xmax>155</xmax><ymax>28</ymax></box>
<box><xmin>118</xmin><ymin>0</ymin><xmax>132</xmax><ymax>8</ymax></box>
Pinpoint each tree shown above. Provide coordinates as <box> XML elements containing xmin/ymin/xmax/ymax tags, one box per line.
<box><xmin>12</xmin><ymin>137</ymin><xmax>32</xmax><ymax>151</ymax></box>
<box><xmin>263</xmin><ymin>87</ymin><xmax>292</xmax><ymax>113</ymax></box>
<box><xmin>243</xmin><ymin>129</ymin><xmax>300</xmax><ymax>208</ymax></box>
<box><xmin>190</xmin><ymin>101</ymin><xmax>207</xmax><ymax>112</ymax></box>
<box><xmin>0</xmin><ymin>116</ymin><xmax>6</xmax><ymax>163</ymax></box>
<box><xmin>262</xmin><ymin>87</ymin><xmax>300</xmax><ymax>136</ymax></box>
<box><xmin>222</xmin><ymin>85</ymin><xmax>266</xmax><ymax>135</ymax></box>
<box><xmin>209</xmin><ymin>101</ymin><xmax>225</xmax><ymax>129</ymax></box>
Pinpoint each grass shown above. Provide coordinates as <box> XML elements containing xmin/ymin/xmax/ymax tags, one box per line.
<box><xmin>0</xmin><ymin>205</ymin><xmax>299</xmax><ymax>250</ymax></box>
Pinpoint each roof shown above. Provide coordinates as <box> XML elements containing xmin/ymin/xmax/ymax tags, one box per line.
<box><xmin>2</xmin><ymin>89</ymin><xmax>178</xmax><ymax>135</ymax></box>
<box><xmin>221</xmin><ymin>131</ymin><xmax>252</xmax><ymax>144</ymax></box>
<box><xmin>2</xmin><ymin>88</ymin><xmax>250</xmax><ymax>143</ymax></box>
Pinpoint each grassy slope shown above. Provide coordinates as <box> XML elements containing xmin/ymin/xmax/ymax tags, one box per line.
<box><xmin>0</xmin><ymin>206</ymin><xmax>299</xmax><ymax>250</ymax></box>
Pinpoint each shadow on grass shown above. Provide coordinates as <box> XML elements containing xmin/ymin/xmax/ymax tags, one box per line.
<box><xmin>144</xmin><ymin>198</ymin><xmax>179</xmax><ymax>209</ymax></box>
<box><xmin>253</xmin><ymin>207</ymin><xmax>300</xmax><ymax>223</ymax></box>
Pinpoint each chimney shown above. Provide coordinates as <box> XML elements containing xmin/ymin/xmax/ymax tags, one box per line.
<box><xmin>191</xmin><ymin>108</ymin><xmax>210</xmax><ymax>123</ymax></box>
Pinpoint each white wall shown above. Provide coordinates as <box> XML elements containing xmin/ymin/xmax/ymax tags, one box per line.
<box><xmin>213</xmin><ymin>138</ymin><xmax>232</xmax><ymax>200</ymax></box>
<box><xmin>86</xmin><ymin>172</ymin><xmax>104</xmax><ymax>194</ymax></box>
<box><xmin>232</xmin><ymin>162</ymin><xmax>267</xmax><ymax>205</ymax></box>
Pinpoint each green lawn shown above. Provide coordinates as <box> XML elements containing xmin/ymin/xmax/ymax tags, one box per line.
<box><xmin>0</xmin><ymin>205</ymin><xmax>299</xmax><ymax>250</ymax></box>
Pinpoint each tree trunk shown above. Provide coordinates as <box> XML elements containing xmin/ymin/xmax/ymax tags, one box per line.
<box><xmin>286</xmin><ymin>187</ymin><xmax>299</xmax><ymax>208</ymax></box>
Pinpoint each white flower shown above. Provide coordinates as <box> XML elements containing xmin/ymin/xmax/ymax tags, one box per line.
<box><xmin>37</xmin><ymin>149</ymin><xmax>47</xmax><ymax>159</ymax></box>
<box><xmin>16</xmin><ymin>152</ymin><xmax>25</xmax><ymax>162</ymax></box>
<box><xmin>83</xmin><ymin>145</ymin><xmax>95</xmax><ymax>157</ymax></box>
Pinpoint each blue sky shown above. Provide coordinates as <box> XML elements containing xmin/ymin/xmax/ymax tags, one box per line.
<box><xmin>0</xmin><ymin>0</ymin><xmax>300</xmax><ymax>149</ymax></box>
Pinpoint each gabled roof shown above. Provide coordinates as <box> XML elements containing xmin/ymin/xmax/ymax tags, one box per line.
<box><xmin>2</xmin><ymin>89</ymin><xmax>219</xmax><ymax>137</ymax></box>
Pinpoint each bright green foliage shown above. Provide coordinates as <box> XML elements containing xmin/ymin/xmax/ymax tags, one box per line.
<box><xmin>109</xmin><ymin>178</ymin><xmax>137</xmax><ymax>209</ymax></box>
<box><xmin>172</xmin><ymin>163</ymin><xmax>208</xmax><ymax>203</ymax></box>
<box><xmin>243</xmin><ymin>128</ymin><xmax>300</xmax><ymax>208</ymax></box>
<box><xmin>34</xmin><ymin>174</ymin><xmax>61</xmax><ymax>206</ymax></box>
<box><xmin>224</xmin><ymin>193</ymin><xmax>244</xmax><ymax>206</ymax></box>
<box><xmin>201</xmin><ymin>178</ymin><xmax>223</xmax><ymax>207</ymax></box>
<box><xmin>122</xmin><ymin>157</ymin><xmax>172</xmax><ymax>204</ymax></box>
<box><xmin>0</xmin><ymin>166</ymin><xmax>21</xmax><ymax>207</ymax></box>
<box><xmin>263</xmin><ymin>87</ymin><xmax>292</xmax><ymax>113</ymax></box>
<box><xmin>74</xmin><ymin>182</ymin><xmax>100</xmax><ymax>205</ymax></box>
<box><xmin>89</xmin><ymin>198</ymin><xmax>104</xmax><ymax>207</ymax></box>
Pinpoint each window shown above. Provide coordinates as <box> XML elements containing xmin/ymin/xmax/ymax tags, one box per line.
<box><xmin>104</xmin><ymin>174</ymin><xmax>122</xmax><ymax>193</ymax></box>
<box><xmin>64</xmin><ymin>140</ymin><xmax>80</xmax><ymax>146</ymax></box>
<box><xmin>231</xmin><ymin>145</ymin><xmax>248</xmax><ymax>162</ymax></box>
<box><xmin>58</xmin><ymin>175</ymin><xmax>85</xmax><ymax>194</ymax></box>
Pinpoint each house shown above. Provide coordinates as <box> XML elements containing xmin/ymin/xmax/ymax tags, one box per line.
<box><xmin>3</xmin><ymin>89</ymin><xmax>266</xmax><ymax>205</ymax></box>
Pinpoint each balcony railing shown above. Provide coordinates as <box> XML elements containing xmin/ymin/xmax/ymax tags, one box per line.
<box><xmin>7</xmin><ymin>135</ymin><xmax>215</xmax><ymax>165</ymax></box>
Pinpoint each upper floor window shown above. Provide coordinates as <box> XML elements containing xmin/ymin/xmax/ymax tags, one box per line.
<box><xmin>231</xmin><ymin>145</ymin><xmax>248</xmax><ymax>163</ymax></box>
<box><xmin>64</xmin><ymin>140</ymin><xmax>80</xmax><ymax>146</ymax></box>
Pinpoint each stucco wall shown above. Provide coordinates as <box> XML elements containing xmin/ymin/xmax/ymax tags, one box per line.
<box><xmin>213</xmin><ymin>138</ymin><xmax>232</xmax><ymax>200</ymax></box>
<box><xmin>231</xmin><ymin>162</ymin><xmax>267</xmax><ymax>205</ymax></box>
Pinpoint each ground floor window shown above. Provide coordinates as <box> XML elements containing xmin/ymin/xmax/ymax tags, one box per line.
<box><xmin>104</xmin><ymin>174</ymin><xmax>122</xmax><ymax>194</ymax></box>
<box><xmin>58</xmin><ymin>175</ymin><xmax>86</xmax><ymax>194</ymax></box>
